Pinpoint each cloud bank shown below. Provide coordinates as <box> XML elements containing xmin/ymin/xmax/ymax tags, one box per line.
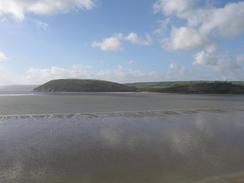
<box><xmin>0</xmin><ymin>0</ymin><xmax>95</xmax><ymax>20</ymax></box>
<box><xmin>155</xmin><ymin>0</ymin><xmax>244</xmax><ymax>49</ymax></box>
<box><xmin>154</xmin><ymin>0</ymin><xmax>244</xmax><ymax>76</ymax></box>
<box><xmin>24</xmin><ymin>65</ymin><xmax>162</xmax><ymax>84</ymax></box>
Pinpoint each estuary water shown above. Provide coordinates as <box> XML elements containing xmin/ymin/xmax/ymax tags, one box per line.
<box><xmin>0</xmin><ymin>93</ymin><xmax>244</xmax><ymax>183</ymax></box>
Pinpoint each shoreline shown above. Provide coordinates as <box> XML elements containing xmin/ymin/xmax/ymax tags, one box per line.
<box><xmin>0</xmin><ymin>107</ymin><xmax>243</xmax><ymax>121</ymax></box>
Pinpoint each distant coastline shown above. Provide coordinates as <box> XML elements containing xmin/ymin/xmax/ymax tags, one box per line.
<box><xmin>33</xmin><ymin>79</ymin><xmax>244</xmax><ymax>94</ymax></box>
<box><xmin>128</xmin><ymin>81</ymin><xmax>244</xmax><ymax>94</ymax></box>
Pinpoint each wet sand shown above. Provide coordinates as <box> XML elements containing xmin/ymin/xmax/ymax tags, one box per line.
<box><xmin>0</xmin><ymin>92</ymin><xmax>243</xmax><ymax>115</ymax></box>
<box><xmin>0</xmin><ymin>93</ymin><xmax>244</xmax><ymax>183</ymax></box>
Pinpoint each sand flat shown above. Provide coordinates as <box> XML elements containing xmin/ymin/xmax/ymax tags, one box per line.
<box><xmin>0</xmin><ymin>92</ymin><xmax>243</xmax><ymax>115</ymax></box>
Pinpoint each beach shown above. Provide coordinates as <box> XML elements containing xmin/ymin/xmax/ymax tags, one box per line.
<box><xmin>0</xmin><ymin>92</ymin><xmax>244</xmax><ymax>115</ymax></box>
<box><xmin>0</xmin><ymin>93</ymin><xmax>244</xmax><ymax>183</ymax></box>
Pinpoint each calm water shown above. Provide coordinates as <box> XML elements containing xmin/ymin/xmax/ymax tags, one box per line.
<box><xmin>1</xmin><ymin>110</ymin><xmax>244</xmax><ymax>183</ymax></box>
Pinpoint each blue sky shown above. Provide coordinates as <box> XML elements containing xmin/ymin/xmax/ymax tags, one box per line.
<box><xmin>0</xmin><ymin>0</ymin><xmax>244</xmax><ymax>85</ymax></box>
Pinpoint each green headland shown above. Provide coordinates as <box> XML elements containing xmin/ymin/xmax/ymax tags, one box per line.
<box><xmin>34</xmin><ymin>79</ymin><xmax>136</xmax><ymax>92</ymax></box>
<box><xmin>34</xmin><ymin>79</ymin><xmax>244</xmax><ymax>94</ymax></box>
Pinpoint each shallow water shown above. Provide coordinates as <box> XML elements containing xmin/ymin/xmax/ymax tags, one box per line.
<box><xmin>1</xmin><ymin>110</ymin><xmax>244</xmax><ymax>183</ymax></box>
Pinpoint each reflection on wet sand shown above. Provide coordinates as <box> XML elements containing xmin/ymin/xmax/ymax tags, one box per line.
<box><xmin>0</xmin><ymin>110</ymin><xmax>244</xmax><ymax>183</ymax></box>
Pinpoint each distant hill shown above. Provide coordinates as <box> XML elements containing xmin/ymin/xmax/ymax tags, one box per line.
<box><xmin>34</xmin><ymin>80</ymin><xmax>244</xmax><ymax>94</ymax></box>
<box><xmin>127</xmin><ymin>81</ymin><xmax>244</xmax><ymax>94</ymax></box>
<box><xmin>34</xmin><ymin>79</ymin><xmax>136</xmax><ymax>92</ymax></box>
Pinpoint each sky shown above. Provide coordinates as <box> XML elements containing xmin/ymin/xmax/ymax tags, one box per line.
<box><xmin>0</xmin><ymin>0</ymin><xmax>244</xmax><ymax>85</ymax></box>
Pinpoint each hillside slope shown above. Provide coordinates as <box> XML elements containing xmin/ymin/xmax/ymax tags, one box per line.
<box><xmin>127</xmin><ymin>81</ymin><xmax>244</xmax><ymax>94</ymax></box>
<box><xmin>34</xmin><ymin>79</ymin><xmax>136</xmax><ymax>92</ymax></box>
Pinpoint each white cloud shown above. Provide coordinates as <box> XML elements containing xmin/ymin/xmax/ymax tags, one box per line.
<box><xmin>165</xmin><ymin>26</ymin><xmax>208</xmax><ymax>50</ymax></box>
<box><xmin>194</xmin><ymin>50</ymin><xmax>217</xmax><ymax>66</ymax></box>
<box><xmin>0</xmin><ymin>52</ymin><xmax>9</xmax><ymax>61</ymax></box>
<box><xmin>0</xmin><ymin>0</ymin><xmax>95</xmax><ymax>20</ymax></box>
<box><xmin>155</xmin><ymin>0</ymin><xmax>244</xmax><ymax>38</ymax></box>
<box><xmin>92</xmin><ymin>32</ymin><xmax>152</xmax><ymax>52</ymax></box>
<box><xmin>153</xmin><ymin>0</ymin><xmax>194</xmax><ymax>16</ymax></box>
<box><xmin>193</xmin><ymin>46</ymin><xmax>242</xmax><ymax>77</ymax></box>
<box><xmin>92</xmin><ymin>35</ymin><xmax>123</xmax><ymax>52</ymax></box>
<box><xmin>199</xmin><ymin>2</ymin><xmax>244</xmax><ymax>37</ymax></box>
<box><xmin>24</xmin><ymin>65</ymin><xmax>163</xmax><ymax>84</ymax></box>
<box><xmin>153</xmin><ymin>0</ymin><xmax>244</xmax><ymax>80</ymax></box>
<box><xmin>125</xmin><ymin>32</ymin><xmax>152</xmax><ymax>46</ymax></box>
